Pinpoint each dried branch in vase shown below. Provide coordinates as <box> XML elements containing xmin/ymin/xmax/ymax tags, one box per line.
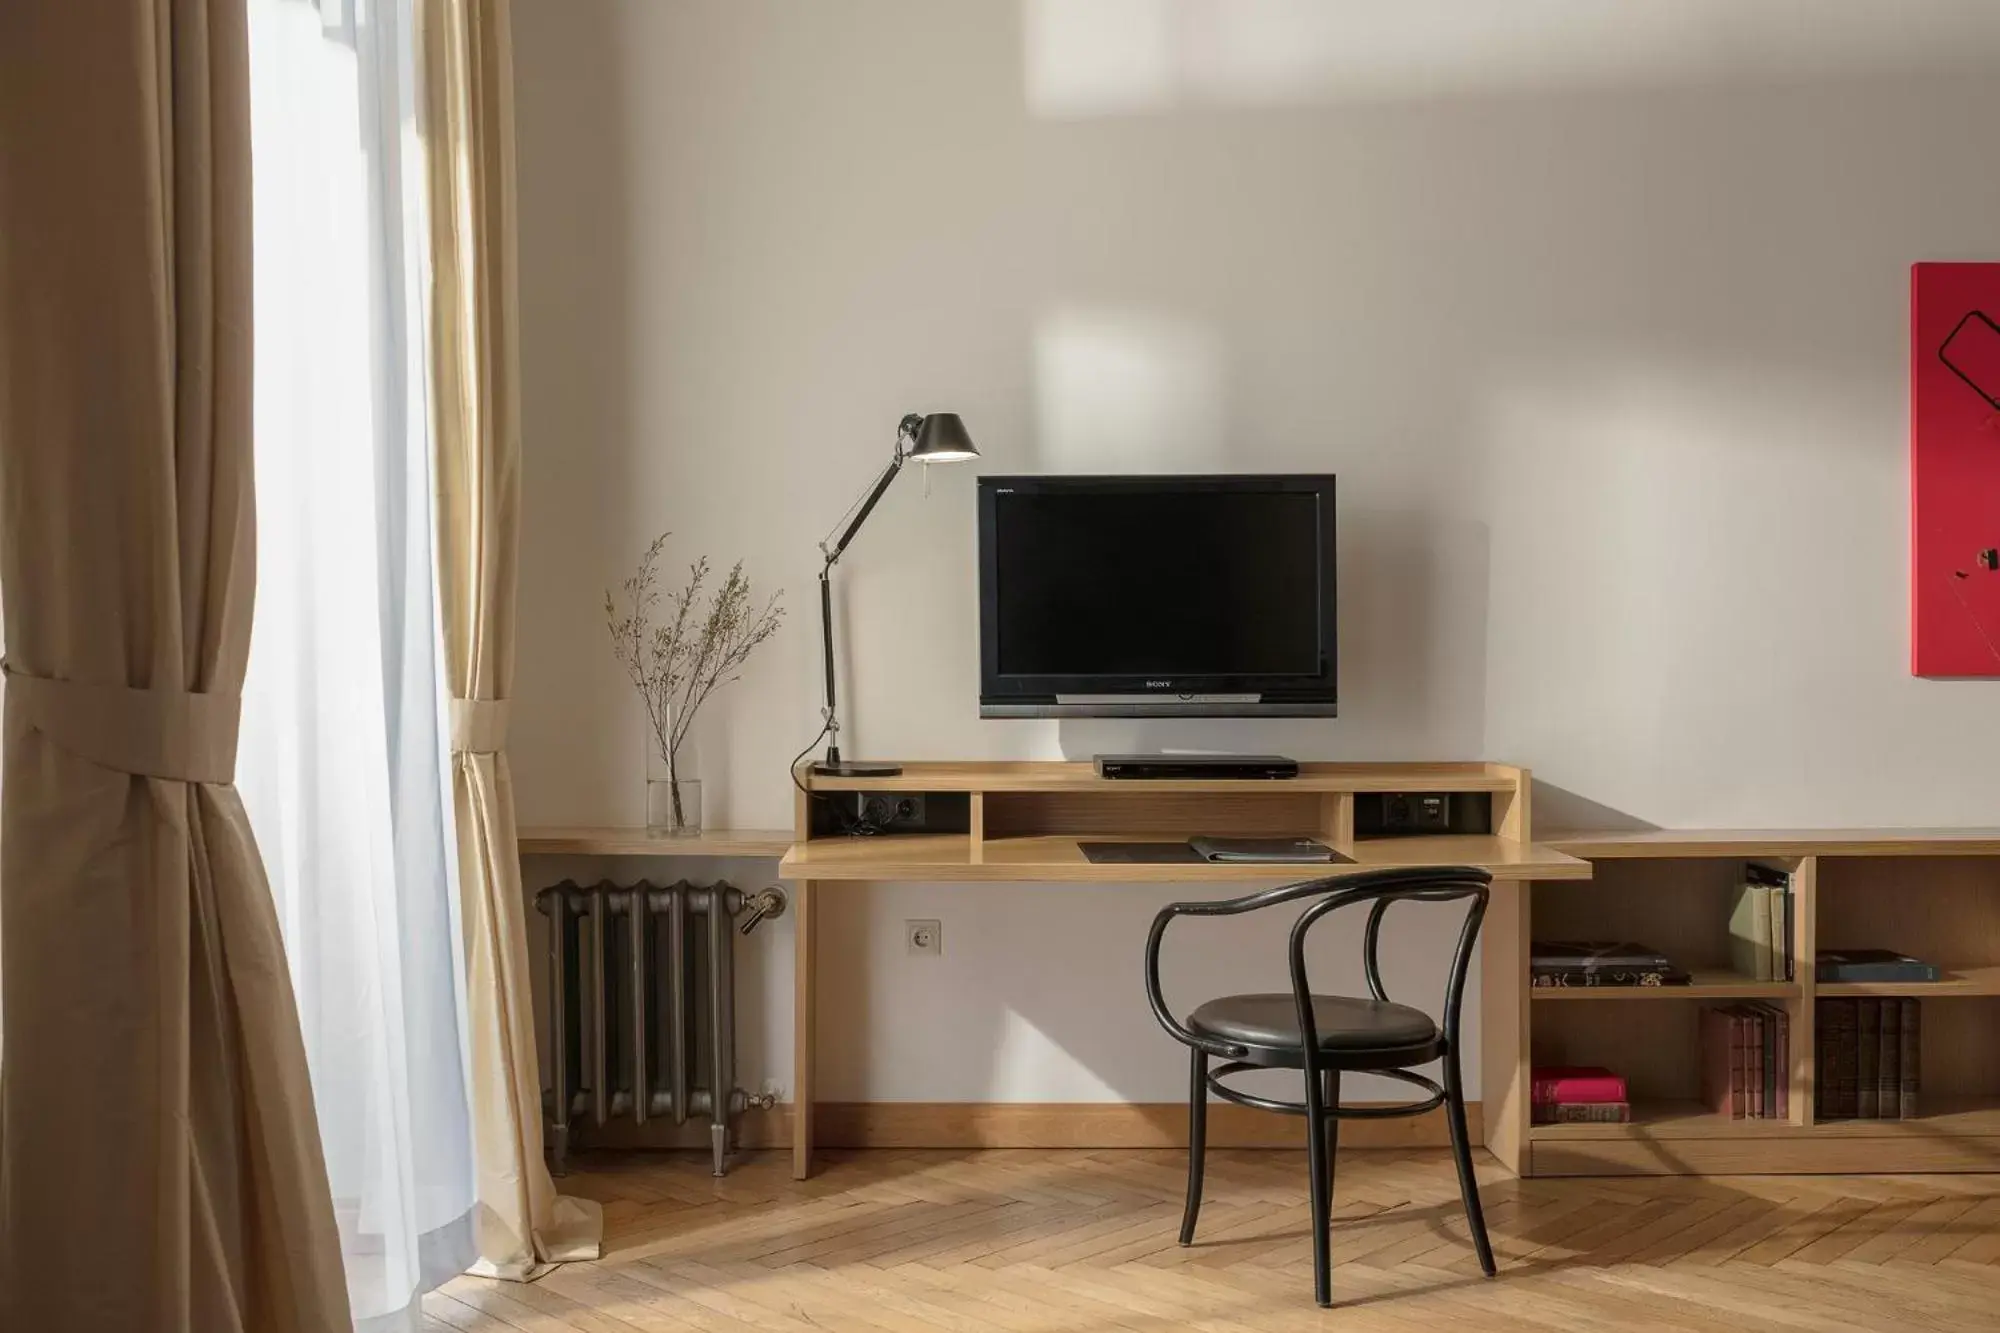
<box><xmin>606</xmin><ymin>532</ymin><xmax>785</xmax><ymax>802</ymax></box>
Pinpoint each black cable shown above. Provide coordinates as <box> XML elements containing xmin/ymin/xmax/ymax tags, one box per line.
<box><xmin>787</xmin><ymin>719</ymin><xmax>879</xmax><ymax>836</ymax></box>
<box><xmin>788</xmin><ymin>719</ymin><xmax>831</xmax><ymax>804</ymax></box>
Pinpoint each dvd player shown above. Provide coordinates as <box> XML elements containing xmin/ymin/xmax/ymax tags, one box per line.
<box><xmin>1094</xmin><ymin>754</ymin><xmax>1300</xmax><ymax>781</ymax></box>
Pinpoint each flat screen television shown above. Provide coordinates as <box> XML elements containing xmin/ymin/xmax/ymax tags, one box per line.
<box><xmin>977</xmin><ymin>474</ymin><xmax>1337</xmax><ymax>717</ymax></box>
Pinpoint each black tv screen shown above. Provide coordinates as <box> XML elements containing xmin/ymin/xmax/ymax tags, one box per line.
<box><xmin>977</xmin><ymin>475</ymin><xmax>1337</xmax><ymax>717</ymax></box>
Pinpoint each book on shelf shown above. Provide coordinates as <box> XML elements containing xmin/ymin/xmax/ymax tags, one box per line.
<box><xmin>1530</xmin><ymin>940</ymin><xmax>1690</xmax><ymax>988</ymax></box>
<box><xmin>1832</xmin><ymin>997</ymin><xmax>1859</xmax><ymax>1119</ymax></box>
<box><xmin>1857</xmin><ymin>1000</ymin><xmax>1880</xmax><ymax>1119</ymax></box>
<box><xmin>1900</xmin><ymin>999</ymin><xmax>1922</xmax><ymax>1119</ymax></box>
<box><xmin>1752</xmin><ymin>1009</ymin><xmax>1768</xmax><ymax>1117</ymax></box>
<box><xmin>1727</xmin><ymin>883</ymin><xmax>1774</xmax><ymax>981</ymax></box>
<box><xmin>1532</xmin><ymin>1101</ymin><xmax>1632</xmax><ymax>1125</ymax></box>
<box><xmin>1816</xmin><ymin>949</ymin><xmax>1942</xmax><ymax>984</ymax></box>
<box><xmin>1768</xmin><ymin>887</ymin><xmax>1789</xmax><ymax>981</ymax></box>
<box><xmin>1728</xmin><ymin>866</ymin><xmax>1794</xmax><ymax>982</ymax></box>
<box><xmin>1814</xmin><ymin>997</ymin><xmax>1922</xmax><ymax>1120</ymax></box>
<box><xmin>1768</xmin><ymin>1001</ymin><xmax>1789</xmax><ymax>1117</ymax></box>
<box><xmin>1700</xmin><ymin>1003</ymin><xmax>1789</xmax><ymax>1120</ymax></box>
<box><xmin>1531</xmin><ymin>1066</ymin><xmax>1627</xmax><ymax>1105</ymax></box>
<box><xmin>1880</xmin><ymin>999</ymin><xmax>1901</xmax><ymax>1122</ymax></box>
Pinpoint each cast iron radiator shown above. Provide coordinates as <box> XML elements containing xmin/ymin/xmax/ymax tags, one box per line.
<box><xmin>536</xmin><ymin>878</ymin><xmax>784</xmax><ymax>1176</ymax></box>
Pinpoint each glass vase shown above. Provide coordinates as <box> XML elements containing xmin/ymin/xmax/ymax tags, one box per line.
<box><xmin>646</xmin><ymin>777</ymin><xmax>702</xmax><ymax>837</ymax></box>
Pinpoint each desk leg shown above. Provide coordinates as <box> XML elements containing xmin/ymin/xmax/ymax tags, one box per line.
<box><xmin>1480</xmin><ymin>878</ymin><xmax>1529</xmax><ymax>1177</ymax></box>
<box><xmin>793</xmin><ymin>878</ymin><xmax>816</xmax><ymax>1180</ymax></box>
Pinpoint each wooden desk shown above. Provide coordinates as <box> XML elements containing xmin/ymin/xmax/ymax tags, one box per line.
<box><xmin>782</xmin><ymin>760</ymin><xmax>1585</xmax><ymax>1179</ymax></box>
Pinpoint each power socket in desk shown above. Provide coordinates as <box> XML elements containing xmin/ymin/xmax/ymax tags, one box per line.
<box><xmin>1354</xmin><ymin>791</ymin><xmax>1490</xmax><ymax>838</ymax></box>
<box><xmin>809</xmin><ymin>790</ymin><xmax>970</xmax><ymax>837</ymax></box>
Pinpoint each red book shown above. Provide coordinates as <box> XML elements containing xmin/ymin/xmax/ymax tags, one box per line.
<box><xmin>1530</xmin><ymin>1066</ymin><xmax>1627</xmax><ymax>1104</ymax></box>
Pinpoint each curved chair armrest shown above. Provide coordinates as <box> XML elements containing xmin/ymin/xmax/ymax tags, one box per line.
<box><xmin>1287</xmin><ymin>867</ymin><xmax>1491</xmax><ymax>1062</ymax></box>
<box><xmin>1144</xmin><ymin>877</ymin><xmax>1356</xmax><ymax>1057</ymax></box>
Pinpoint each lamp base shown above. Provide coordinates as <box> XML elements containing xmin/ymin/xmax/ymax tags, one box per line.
<box><xmin>810</xmin><ymin>758</ymin><xmax>905</xmax><ymax>778</ymax></box>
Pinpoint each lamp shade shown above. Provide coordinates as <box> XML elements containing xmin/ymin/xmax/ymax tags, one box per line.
<box><xmin>909</xmin><ymin>412</ymin><xmax>979</xmax><ymax>462</ymax></box>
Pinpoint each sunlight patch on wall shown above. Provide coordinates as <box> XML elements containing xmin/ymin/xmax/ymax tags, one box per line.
<box><xmin>1032</xmin><ymin>306</ymin><xmax>1226</xmax><ymax>472</ymax></box>
<box><xmin>991</xmin><ymin>1010</ymin><xmax>1125</xmax><ymax>1102</ymax></box>
<box><xmin>1023</xmin><ymin>0</ymin><xmax>2000</xmax><ymax>119</ymax></box>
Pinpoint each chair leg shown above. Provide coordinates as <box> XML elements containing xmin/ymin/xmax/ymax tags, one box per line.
<box><xmin>1303</xmin><ymin>1064</ymin><xmax>1332</xmax><ymax>1307</ymax></box>
<box><xmin>1320</xmin><ymin>1069</ymin><xmax>1341</xmax><ymax>1211</ymax></box>
<box><xmin>1179</xmin><ymin>1047</ymin><xmax>1207</xmax><ymax>1245</ymax></box>
<box><xmin>1443</xmin><ymin>1047</ymin><xmax>1496</xmax><ymax>1277</ymax></box>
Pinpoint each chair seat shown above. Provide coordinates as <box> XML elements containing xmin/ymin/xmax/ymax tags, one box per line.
<box><xmin>1187</xmin><ymin>993</ymin><xmax>1438</xmax><ymax>1053</ymax></box>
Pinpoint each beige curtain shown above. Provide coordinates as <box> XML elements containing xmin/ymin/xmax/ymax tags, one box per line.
<box><xmin>0</xmin><ymin>3</ymin><xmax>351</xmax><ymax>1330</ymax></box>
<box><xmin>422</xmin><ymin>0</ymin><xmax>603</xmax><ymax>1278</ymax></box>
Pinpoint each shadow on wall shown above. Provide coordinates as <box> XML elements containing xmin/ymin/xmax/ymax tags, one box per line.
<box><xmin>1532</xmin><ymin>781</ymin><xmax>1657</xmax><ymax>836</ymax></box>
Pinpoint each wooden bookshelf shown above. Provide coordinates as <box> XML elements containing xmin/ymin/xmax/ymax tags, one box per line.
<box><xmin>1515</xmin><ymin>834</ymin><xmax>2000</xmax><ymax>1178</ymax></box>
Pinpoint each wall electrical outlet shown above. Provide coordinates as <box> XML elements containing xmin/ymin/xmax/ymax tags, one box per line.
<box><xmin>906</xmin><ymin>918</ymin><xmax>942</xmax><ymax>957</ymax></box>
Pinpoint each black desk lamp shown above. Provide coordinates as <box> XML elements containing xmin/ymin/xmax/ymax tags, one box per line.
<box><xmin>813</xmin><ymin>412</ymin><xmax>979</xmax><ymax>777</ymax></box>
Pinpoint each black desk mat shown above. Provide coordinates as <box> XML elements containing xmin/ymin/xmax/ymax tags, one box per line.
<box><xmin>1076</xmin><ymin>840</ymin><xmax>1356</xmax><ymax>866</ymax></box>
<box><xmin>1077</xmin><ymin>841</ymin><xmax>1206</xmax><ymax>865</ymax></box>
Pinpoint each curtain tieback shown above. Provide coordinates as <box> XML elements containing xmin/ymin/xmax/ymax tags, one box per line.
<box><xmin>0</xmin><ymin>660</ymin><xmax>239</xmax><ymax>783</ymax></box>
<box><xmin>450</xmin><ymin>697</ymin><xmax>511</xmax><ymax>753</ymax></box>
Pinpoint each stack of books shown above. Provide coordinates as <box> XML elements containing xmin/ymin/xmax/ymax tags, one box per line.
<box><xmin>1700</xmin><ymin>1003</ymin><xmax>1790</xmax><ymax>1119</ymax></box>
<box><xmin>1816</xmin><ymin>998</ymin><xmax>1922</xmax><ymax>1120</ymax></box>
<box><xmin>1727</xmin><ymin>864</ymin><xmax>1794</xmax><ymax>981</ymax></box>
<box><xmin>1531</xmin><ymin>1066</ymin><xmax>1630</xmax><ymax>1124</ymax></box>
<box><xmin>1530</xmin><ymin>941</ymin><xmax>1690</xmax><ymax>989</ymax></box>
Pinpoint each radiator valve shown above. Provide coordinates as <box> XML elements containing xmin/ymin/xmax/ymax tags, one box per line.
<box><xmin>736</xmin><ymin>885</ymin><xmax>787</xmax><ymax>935</ymax></box>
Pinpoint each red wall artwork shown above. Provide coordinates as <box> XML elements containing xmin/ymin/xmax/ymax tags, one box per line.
<box><xmin>1912</xmin><ymin>262</ymin><xmax>2000</xmax><ymax>677</ymax></box>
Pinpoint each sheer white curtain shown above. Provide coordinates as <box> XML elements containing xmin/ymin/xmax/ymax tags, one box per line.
<box><xmin>242</xmin><ymin>2</ymin><xmax>478</xmax><ymax>1329</ymax></box>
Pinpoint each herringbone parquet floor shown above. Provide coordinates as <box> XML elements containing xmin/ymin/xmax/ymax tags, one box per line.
<box><xmin>424</xmin><ymin>1149</ymin><xmax>2000</xmax><ymax>1331</ymax></box>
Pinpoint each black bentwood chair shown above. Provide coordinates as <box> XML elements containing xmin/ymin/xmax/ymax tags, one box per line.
<box><xmin>1144</xmin><ymin>865</ymin><xmax>1496</xmax><ymax>1308</ymax></box>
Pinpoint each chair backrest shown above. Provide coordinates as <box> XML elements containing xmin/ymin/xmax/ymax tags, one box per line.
<box><xmin>1144</xmin><ymin>865</ymin><xmax>1492</xmax><ymax>1064</ymax></box>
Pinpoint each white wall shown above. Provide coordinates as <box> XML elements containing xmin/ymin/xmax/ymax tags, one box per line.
<box><xmin>510</xmin><ymin>0</ymin><xmax>2000</xmax><ymax>1105</ymax></box>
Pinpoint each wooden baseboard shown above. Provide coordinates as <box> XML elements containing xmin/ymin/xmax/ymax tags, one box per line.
<box><xmin>562</xmin><ymin>1100</ymin><xmax>1481</xmax><ymax>1153</ymax></box>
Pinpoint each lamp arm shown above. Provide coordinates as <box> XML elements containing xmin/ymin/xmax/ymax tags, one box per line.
<box><xmin>820</xmin><ymin>414</ymin><xmax>924</xmax><ymax>565</ymax></box>
<box><xmin>824</xmin><ymin>455</ymin><xmax>904</xmax><ymax>566</ymax></box>
<box><xmin>818</xmin><ymin>564</ymin><xmax>840</xmax><ymax>757</ymax></box>
<box><xmin>815</xmin><ymin>414</ymin><xmax>926</xmax><ymax>765</ymax></box>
